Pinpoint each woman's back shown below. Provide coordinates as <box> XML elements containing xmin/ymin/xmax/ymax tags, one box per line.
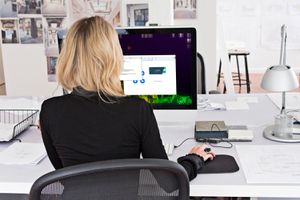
<box><xmin>40</xmin><ymin>91</ymin><xmax>167</xmax><ymax>169</ymax></box>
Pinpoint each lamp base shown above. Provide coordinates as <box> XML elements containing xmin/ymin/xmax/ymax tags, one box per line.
<box><xmin>263</xmin><ymin>125</ymin><xmax>300</xmax><ymax>143</ymax></box>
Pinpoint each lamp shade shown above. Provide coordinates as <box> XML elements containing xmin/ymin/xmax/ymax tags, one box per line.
<box><xmin>261</xmin><ymin>65</ymin><xmax>299</xmax><ymax>92</ymax></box>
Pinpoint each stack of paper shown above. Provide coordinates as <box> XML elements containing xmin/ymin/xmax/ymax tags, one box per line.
<box><xmin>0</xmin><ymin>123</ymin><xmax>16</xmax><ymax>142</ymax></box>
<box><xmin>0</xmin><ymin>143</ymin><xmax>47</xmax><ymax>165</ymax></box>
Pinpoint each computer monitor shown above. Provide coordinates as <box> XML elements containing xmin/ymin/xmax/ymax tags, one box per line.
<box><xmin>117</xmin><ymin>27</ymin><xmax>197</xmax><ymax>109</ymax></box>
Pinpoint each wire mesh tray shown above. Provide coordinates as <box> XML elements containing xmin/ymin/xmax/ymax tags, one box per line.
<box><xmin>0</xmin><ymin>109</ymin><xmax>39</xmax><ymax>142</ymax></box>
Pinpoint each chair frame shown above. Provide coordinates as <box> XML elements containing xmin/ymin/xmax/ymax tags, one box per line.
<box><xmin>29</xmin><ymin>159</ymin><xmax>190</xmax><ymax>200</ymax></box>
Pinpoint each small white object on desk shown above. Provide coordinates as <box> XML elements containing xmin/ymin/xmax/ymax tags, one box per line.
<box><xmin>197</xmin><ymin>97</ymin><xmax>226</xmax><ymax>111</ymax></box>
<box><xmin>225</xmin><ymin>101</ymin><xmax>249</xmax><ymax>110</ymax></box>
<box><xmin>163</xmin><ymin>143</ymin><xmax>174</xmax><ymax>156</ymax></box>
<box><xmin>228</xmin><ymin>130</ymin><xmax>253</xmax><ymax>141</ymax></box>
<box><xmin>237</xmin><ymin>97</ymin><xmax>258</xmax><ymax>103</ymax></box>
<box><xmin>0</xmin><ymin>143</ymin><xmax>46</xmax><ymax>165</ymax></box>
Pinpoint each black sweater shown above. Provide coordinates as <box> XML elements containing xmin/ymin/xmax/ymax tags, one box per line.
<box><xmin>39</xmin><ymin>90</ymin><xmax>204</xmax><ymax>180</ymax></box>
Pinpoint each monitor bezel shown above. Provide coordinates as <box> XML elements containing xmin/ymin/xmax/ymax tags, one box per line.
<box><xmin>117</xmin><ymin>26</ymin><xmax>197</xmax><ymax>110</ymax></box>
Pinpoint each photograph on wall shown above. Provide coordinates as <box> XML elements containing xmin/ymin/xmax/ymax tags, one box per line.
<box><xmin>44</xmin><ymin>17</ymin><xmax>66</xmax><ymax>56</ymax></box>
<box><xmin>17</xmin><ymin>0</ymin><xmax>41</xmax><ymax>14</ymax></box>
<box><xmin>41</xmin><ymin>0</ymin><xmax>66</xmax><ymax>16</ymax></box>
<box><xmin>0</xmin><ymin>19</ymin><xmax>19</xmax><ymax>44</ymax></box>
<box><xmin>89</xmin><ymin>0</ymin><xmax>111</xmax><ymax>14</ymax></box>
<box><xmin>19</xmin><ymin>17</ymin><xmax>43</xmax><ymax>44</ymax></box>
<box><xmin>127</xmin><ymin>4</ymin><xmax>148</xmax><ymax>26</ymax></box>
<box><xmin>0</xmin><ymin>0</ymin><xmax>18</xmax><ymax>18</ymax></box>
<box><xmin>174</xmin><ymin>0</ymin><xmax>196</xmax><ymax>19</ymax></box>
<box><xmin>69</xmin><ymin>0</ymin><xmax>121</xmax><ymax>26</ymax></box>
<box><xmin>47</xmin><ymin>56</ymin><xmax>57</xmax><ymax>82</ymax></box>
<box><xmin>69</xmin><ymin>0</ymin><xmax>89</xmax><ymax>24</ymax></box>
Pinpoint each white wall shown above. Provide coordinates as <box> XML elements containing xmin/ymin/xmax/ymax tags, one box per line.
<box><xmin>218</xmin><ymin>0</ymin><xmax>300</xmax><ymax>73</ymax></box>
<box><xmin>174</xmin><ymin>0</ymin><xmax>217</xmax><ymax>92</ymax></box>
<box><xmin>2</xmin><ymin>44</ymin><xmax>60</xmax><ymax>96</ymax></box>
<box><xmin>148</xmin><ymin>0</ymin><xmax>173</xmax><ymax>26</ymax></box>
<box><xmin>1</xmin><ymin>0</ymin><xmax>217</xmax><ymax>96</ymax></box>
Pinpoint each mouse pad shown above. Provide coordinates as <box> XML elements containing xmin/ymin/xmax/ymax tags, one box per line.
<box><xmin>198</xmin><ymin>154</ymin><xmax>239</xmax><ymax>174</ymax></box>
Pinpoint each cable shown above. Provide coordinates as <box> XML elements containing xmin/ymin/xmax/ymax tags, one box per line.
<box><xmin>174</xmin><ymin>137</ymin><xmax>194</xmax><ymax>148</ymax></box>
<box><xmin>209</xmin><ymin>140</ymin><xmax>233</xmax><ymax>148</ymax></box>
<box><xmin>196</xmin><ymin>138</ymin><xmax>233</xmax><ymax>149</ymax></box>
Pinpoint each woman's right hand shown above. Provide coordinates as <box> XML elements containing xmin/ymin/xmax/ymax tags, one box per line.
<box><xmin>189</xmin><ymin>144</ymin><xmax>215</xmax><ymax>161</ymax></box>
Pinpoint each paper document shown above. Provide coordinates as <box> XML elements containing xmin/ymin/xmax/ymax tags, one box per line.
<box><xmin>236</xmin><ymin>145</ymin><xmax>300</xmax><ymax>184</ymax></box>
<box><xmin>237</xmin><ymin>97</ymin><xmax>258</xmax><ymax>103</ymax></box>
<box><xmin>0</xmin><ymin>143</ymin><xmax>46</xmax><ymax>165</ymax></box>
<box><xmin>267</xmin><ymin>93</ymin><xmax>300</xmax><ymax>110</ymax></box>
<box><xmin>225</xmin><ymin>101</ymin><xmax>249</xmax><ymax>110</ymax></box>
<box><xmin>0</xmin><ymin>123</ymin><xmax>16</xmax><ymax>142</ymax></box>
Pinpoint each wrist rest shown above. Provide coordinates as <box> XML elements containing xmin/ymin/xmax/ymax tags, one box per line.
<box><xmin>198</xmin><ymin>154</ymin><xmax>239</xmax><ymax>174</ymax></box>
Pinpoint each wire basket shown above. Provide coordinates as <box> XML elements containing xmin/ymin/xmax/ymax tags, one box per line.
<box><xmin>0</xmin><ymin>109</ymin><xmax>39</xmax><ymax>142</ymax></box>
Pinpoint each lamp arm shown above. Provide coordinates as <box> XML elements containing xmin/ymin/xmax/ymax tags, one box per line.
<box><xmin>280</xmin><ymin>25</ymin><xmax>287</xmax><ymax>65</ymax></box>
<box><xmin>280</xmin><ymin>91</ymin><xmax>286</xmax><ymax>115</ymax></box>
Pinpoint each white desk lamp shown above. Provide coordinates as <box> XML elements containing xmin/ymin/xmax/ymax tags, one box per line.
<box><xmin>261</xmin><ymin>25</ymin><xmax>300</xmax><ymax>143</ymax></box>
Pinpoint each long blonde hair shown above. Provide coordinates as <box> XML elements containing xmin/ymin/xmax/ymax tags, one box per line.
<box><xmin>56</xmin><ymin>16</ymin><xmax>124</xmax><ymax>97</ymax></box>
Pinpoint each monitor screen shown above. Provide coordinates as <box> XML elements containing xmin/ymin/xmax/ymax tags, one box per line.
<box><xmin>117</xmin><ymin>27</ymin><xmax>197</xmax><ymax>109</ymax></box>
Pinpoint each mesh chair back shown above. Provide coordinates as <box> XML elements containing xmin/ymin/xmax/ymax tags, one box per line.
<box><xmin>197</xmin><ymin>52</ymin><xmax>206</xmax><ymax>94</ymax></box>
<box><xmin>29</xmin><ymin>159</ymin><xmax>189</xmax><ymax>200</ymax></box>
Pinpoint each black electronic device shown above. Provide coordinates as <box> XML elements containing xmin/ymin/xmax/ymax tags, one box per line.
<box><xmin>194</xmin><ymin>121</ymin><xmax>228</xmax><ymax>140</ymax></box>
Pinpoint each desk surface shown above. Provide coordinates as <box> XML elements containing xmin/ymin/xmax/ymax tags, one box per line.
<box><xmin>1</xmin><ymin>94</ymin><xmax>300</xmax><ymax>198</ymax></box>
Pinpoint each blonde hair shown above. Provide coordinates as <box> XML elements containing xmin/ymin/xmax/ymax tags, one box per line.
<box><xmin>56</xmin><ymin>16</ymin><xmax>124</xmax><ymax>97</ymax></box>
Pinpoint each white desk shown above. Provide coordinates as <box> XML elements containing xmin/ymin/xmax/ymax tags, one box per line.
<box><xmin>0</xmin><ymin>94</ymin><xmax>300</xmax><ymax>198</ymax></box>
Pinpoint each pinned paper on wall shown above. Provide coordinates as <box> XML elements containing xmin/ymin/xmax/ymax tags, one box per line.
<box><xmin>19</xmin><ymin>17</ymin><xmax>43</xmax><ymax>44</ymax></box>
<box><xmin>217</xmin><ymin>0</ymin><xmax>236</xmax><ymax>17</ymax></box>
<box><xmin>238</xmin><ymin>0</ymin><xmax>260</xmax><ymax>17</ymax></box>
<box><xmin>0</xmin><ymin>19</ymin><xmax>19</xmax><ymax>44</ymax></box>
<box><xmin>287</xmin><ymin>0</ymin><xmax>300</xmax><ymax>16</ymax></box>
<box><xmin>17</xmin><ymin>0</ymin><xmax>42</xmax><ymax>15</ymax></box>
<box><xmin>127</xmin><ymin>4</ymin><xmax>149</xmax><ymax>26</ymax></box>
<box><xmin>261</xmin><ymin>0</ymin><xmax>287</xmax><ymax>16</ymax></box>
<box><xmin>47</xmin><ymin>56</ymin><xmax>57</xmax><ymax>82</ymax></box>
<box><xmin>0</xmin><ymin>0</ymin><xmax>18</xmax><ymax>18</ymax></box>
<box><xmin>174</xmin><ymin>0</ymin><xmax>196</xmax><ymax>19</ymax></box>
<box><xmin>44</xmin><ymin>17</ymin><xmax>66</xmax><ymax>57</ymax></box>
<box><xmin>41</xmin><ymin>0</ymin><xmax>67</xmax><ymax>17</ymax></box>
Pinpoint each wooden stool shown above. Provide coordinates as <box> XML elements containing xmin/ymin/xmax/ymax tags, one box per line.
<box><xmin>217</xmin><ymin>49</ymin><xmax>251</xmax><ymax>93</ymax></box>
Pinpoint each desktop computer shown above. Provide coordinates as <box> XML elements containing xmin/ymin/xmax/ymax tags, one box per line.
<box><xmin>117</xmin><ymin>27</ymin><xmax>197</xmax><ymax>109</ymax></box>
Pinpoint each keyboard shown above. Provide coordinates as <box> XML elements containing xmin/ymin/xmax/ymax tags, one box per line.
<box><xmin>163</xmin><ymin>143</ymin><xmax>174</xmax><ymax>156</ymax></box>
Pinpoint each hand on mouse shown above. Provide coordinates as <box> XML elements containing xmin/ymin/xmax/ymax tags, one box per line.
<box><xmin>189</xmin><ymin>144</ymin><xmax>215</xmax><ymax>161</ymax></box>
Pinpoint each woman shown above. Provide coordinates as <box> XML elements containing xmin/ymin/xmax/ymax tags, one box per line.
<box><xmin>39</xmin><ymin>16</ymin><xmax>214</xmax><ymax>181</ymax></box>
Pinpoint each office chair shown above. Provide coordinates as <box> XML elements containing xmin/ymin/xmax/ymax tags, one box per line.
<box><xmin>197</xmin><ymin>52</ymin><xmax>206</xmax><ymax>94</ymax></box>
<box><xmin>29</xmin><ymin>159</ymin><xmax>189</xmax><ymax>200</ymax></box>
<box><xmin>197</xmin><ymin>52</ymin><xmax>220</xmax><ymax>94</ymax></box>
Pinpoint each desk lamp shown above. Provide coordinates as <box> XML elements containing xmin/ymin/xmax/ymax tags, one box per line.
<box><xmin>261</xmin><ymin>25</ymin><xmax>300</xmax><ymax>142</ymax></box>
